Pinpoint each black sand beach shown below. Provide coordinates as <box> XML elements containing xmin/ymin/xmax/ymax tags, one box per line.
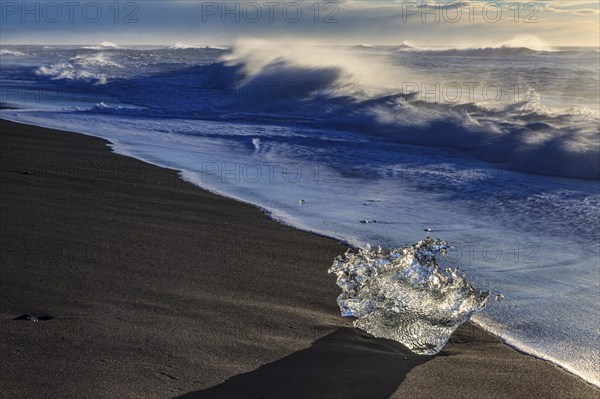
<box><xmin>1</xmin><ymin>119</ymin><xmax>598</xmax><ymax>398</ymax></box>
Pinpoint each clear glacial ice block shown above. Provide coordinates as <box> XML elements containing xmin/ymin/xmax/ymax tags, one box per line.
<box><xmin>329</xmin><ymin>238</ymin><xmax>490</xmax><ymax>355</ymax></box>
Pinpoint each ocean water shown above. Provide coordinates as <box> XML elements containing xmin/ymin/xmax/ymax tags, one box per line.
<box><xmin>1</xmin><ymin>41</ymin><xmax>599</xmax><ymax>385</ymax></box>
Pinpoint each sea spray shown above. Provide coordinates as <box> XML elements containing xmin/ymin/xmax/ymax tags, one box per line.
<box><xmin>329</xmin><ymin>237</ymin><xmax>490</xmax><ymax>354</ymax></box>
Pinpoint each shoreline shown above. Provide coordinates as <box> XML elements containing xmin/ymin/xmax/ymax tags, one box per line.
<box><xmin>1</xmin><ymin>118</ymin><xmax>598</xmax><ymax>398</ymax></box>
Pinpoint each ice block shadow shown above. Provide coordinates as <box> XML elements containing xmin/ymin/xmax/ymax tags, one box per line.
<box><xmin>177</xmin><ymin>327</ymin><xmax>432</xmax><ymax>399</ymax></box>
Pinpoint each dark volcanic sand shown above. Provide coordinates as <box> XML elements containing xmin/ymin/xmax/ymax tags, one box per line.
<box><xmin>1</xmin><ymin>119</ymin><xmax>598</xmax><ymax>398</ymax></box>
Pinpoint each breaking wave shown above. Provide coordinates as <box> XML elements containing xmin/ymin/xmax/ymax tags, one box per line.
<box><xmin>0</xmin><ymin>49</ymin><xmax>25</xmax><ymax>56</ymax></box>
<box><xmin>35</xmin><ymin>53</ymin><xmax>122</xmax><ymax>84</ymax></box>
<box><xmin>81</xmin><ymin>41</ymin><xmax>120</xmax><ymax>50</ymax></box>
<box><xmin>407</xmin><ymin>35</ymin><xmax>554</xmax><ymax>55</ymax></box>
<box><xmin>499</xmin><ymin>35</ymin><xmax>553</xmax><ymax>52</ymax></box>
<box><xmin>146</xmin><ymin>41</ymin><xmax>597</xmax><ymax>179</ymax></box>
<box><xmin>21</xmin><ymin>41</ymin><xmax>600</xmax><ymax>179</ymax></box>
<box><xmin>168</xmin><ymin>42</ymin><xmax>228</xmax><ymax>50</ymax></box>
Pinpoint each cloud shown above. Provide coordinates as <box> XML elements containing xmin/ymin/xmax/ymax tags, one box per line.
<box><xmin>0</xmin><ymin>0</ymin><xmax>597</xmax><ymax>46</ymax></box>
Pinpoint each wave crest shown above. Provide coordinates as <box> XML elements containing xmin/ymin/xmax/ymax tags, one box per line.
<box><xmin>35</xmin><ymin>53</ymin><xmax>122</xmax><ymax>84</ymax></box>
<box><xmin>0</xmin><ymin>49</ymin><xmax>25</xmax><ymax>56</ymax></box>
<box><xmin>168</xmin><ymin>42</ymin><xmax>227</xmax><ymax>50</ymax></box>
<box><xmin>82</xmin><ymin>41</ymin><xmax>120</xmax><ymax>50</ymax></box>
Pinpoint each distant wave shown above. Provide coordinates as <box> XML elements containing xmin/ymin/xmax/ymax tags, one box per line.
<box><xmin>35</xmin><ymin>53</ymin><xmax>122</xmax><ymax>84</ymax></box>
<box><xmin>394</xmin><ymin>41</ymin><xmax>416</xmax><ymax>51</ymax></box>
<box><xmin>168</xmin><ymin>42</ymin><xmax>227</xmax><ymax>50</ymax></box>
<box><xmin>499</xmin><ymin>35</ymin><xmax>552</xmax><ymax>51</ymax></box>
<box><xmin>82</xmin><ymin>41</ymin><xmax>120</xmax><ymax>50</ymax></box>
<box><xmin>424</xmin><ymin>46</ymin><xmax>542</xmax><ymax>56</ymax></box>
<box><xmin>353</xmin><ymin>42</ymin><xmax>415</xmax><ymax>52</ymax></box>
<box><xmin>405</xmin><ymin>36</ymin><xmax>553</xmax><ymax>55</ymax></box>
<box><xmin>353</xmin><ymin>44</ymin><xmax>377</xmax><ymax>50</ymax></box>
<box><xmin>0</xmin><ymin>49</ymin><xmax>25</xmax><ymax>56</ymax></box>
<box><xmin>100</xmin><ymin>41</ymin><xmax>119</xmax><ymax>48</ymax></box>
<box><xmin>404</xmin><ymin>44</ymin><xmax>547</xmax><ymax>56</ymax></box>
<box><xmin>169</xmin><ymin>41</ymin><xmax>201</xmax><ymax>49</ymax></box>
<box><xmin>72</xmin><ymin>53</ymin><xmax>122</xmax><ymax>68</ymax></box>
<box><xmin>36</xmin><ymin>65</ymin><xmax>108</xmax><ymax>85</ymax></box>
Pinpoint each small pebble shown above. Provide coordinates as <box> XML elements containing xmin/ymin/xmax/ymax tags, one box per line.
<box><xmin>21</xmin><ymin>171</ymin><xmax>32</xmax><ymax>175</ymax></box>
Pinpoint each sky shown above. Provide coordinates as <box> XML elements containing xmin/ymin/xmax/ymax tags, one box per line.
<box><xmin>0</xmin><ymin>1</ymin><xmax>598</xmax><ymax>47</ymax></box>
